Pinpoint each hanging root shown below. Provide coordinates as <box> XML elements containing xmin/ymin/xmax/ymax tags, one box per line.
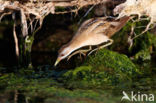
<box><xmin>132</xmin><ymin>18</ymin><xmax>154</xmax><ymax>40</ymax></box>
<box><xmin>13</xmin><ymin>16</ymin><xmax>19</xmax><ymax>58</ymax></box>
<box><xmin>128</xmin><ymin>24</ymin><xmax>135</xmax><ymax>48</ymax></box>
<box><xmin>141</xmin><ymin>19</ymin><xmax>153</xmax><ymax>34</ymax></box>
<box><xmin>0</xmin><ymin>0</ymin><xmax>117</xmax><ymax>41</ymax></box>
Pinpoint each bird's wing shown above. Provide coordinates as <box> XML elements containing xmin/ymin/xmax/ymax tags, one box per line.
<box><xmin>76</xmin><ymin>18</ymin><xmax>95</xmax><ymax>34</ymax></box>
<box><xmin>76</xmin><ymin>17</ymin><xmax>108</xmax><ymax>35</ymax></box>
<box><xmin>92</xmin><ymin>16</ymin><xmax>130</xmax><ymax>37</ymax></box>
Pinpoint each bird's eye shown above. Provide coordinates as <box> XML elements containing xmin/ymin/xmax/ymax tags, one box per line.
<box><xmin>61</xmin><ymin>54</ymin><xmax>64</xmax><ymax>56</ymax></box>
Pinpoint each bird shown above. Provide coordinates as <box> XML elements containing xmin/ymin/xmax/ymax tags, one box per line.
<box><xmin>54</xmin><ymin>16</ymin><xmax>130</xmax><ymax>66</ymax></box>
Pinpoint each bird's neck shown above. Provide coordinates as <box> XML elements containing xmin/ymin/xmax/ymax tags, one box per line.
<box><xmin>66</xmin><ymin>40</ymin><xmax>83</xmax><ymax>55</ymax></box>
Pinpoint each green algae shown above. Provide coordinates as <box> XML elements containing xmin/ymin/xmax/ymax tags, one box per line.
<box><xmin>0</xmin><ymin>70</ymin><xmax>121</xmax><ymax>103</ymax></box>
<box><xmin>0</xmin><ymin>64</ymin><xmax>154</xmax><ymax>103</ymax></box>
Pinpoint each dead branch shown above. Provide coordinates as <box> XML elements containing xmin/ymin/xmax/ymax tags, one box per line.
<box><xmin>0</xmin><ymin>0</ymin><xmax>122</xmax><ymax>38</ymax></box>
<box><xmin>114</xmin><ymin>0</ymin><xmax>156</xmax><ymax>34</ymax></box>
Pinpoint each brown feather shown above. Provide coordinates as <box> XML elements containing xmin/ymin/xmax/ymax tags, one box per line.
<box><xmin>58</xmin><ymin>16</ymin><xmax>130</xmax><ymax>54</ymax></box>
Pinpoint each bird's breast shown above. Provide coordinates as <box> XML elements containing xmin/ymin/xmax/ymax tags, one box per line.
<box><xmin>69</xmin><ymin>32</ymin><xmax>110</xmax><ymax>52</ymax></box>
<box><xmin>82</xmin><ymin>33</ymin><xmax>110</xmax><ymax>46</ymax></box>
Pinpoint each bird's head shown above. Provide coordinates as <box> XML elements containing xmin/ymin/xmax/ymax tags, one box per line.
<box><xmin>54</xmin><ymin>45</ymin><xmax>72</xmax><ymax>66</ymax></box>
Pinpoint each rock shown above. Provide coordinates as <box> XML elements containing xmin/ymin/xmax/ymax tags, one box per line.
<box><xmin>61</xmin><ymin>49</ymin><xmax>140</xmax><ymax>88</ymax></box>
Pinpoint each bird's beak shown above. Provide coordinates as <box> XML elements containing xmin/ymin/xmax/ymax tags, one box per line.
<box><xmin>54</xmin><ymin>57</ymin><xmax>61</xmax><ymax>66</ymax></box>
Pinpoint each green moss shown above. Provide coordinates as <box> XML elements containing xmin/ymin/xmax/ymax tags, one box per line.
<box><xmin>85</xmin><ymin>49</ymin><xmax>137</xmax><ymax>73</ymax></box>
<box><xmin>134</xmin><ymin>49</ymin><xmax>151</xmax><ymax>62</ymax></box>
<box><xmin>110</xmin><ymin>18</ymin><xmax>156</xmax><ymax>56</ymax></box>
<box><xmin>131</xmin><ymin>32</ymin><xmax>156</xmax><ymax>63</ymax></box>
<box><xmin>110</xmin><ymin>21</ymin><xmax>132</xmax><ymax>52</ymax></box>
<box><xmin>62</xmin><ymin>49</ymin><xmax>140</xmax><ymax>88</ymax></box>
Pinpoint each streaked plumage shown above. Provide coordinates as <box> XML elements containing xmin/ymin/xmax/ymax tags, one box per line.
<box><xmin>54</xmin><ymin>16</ymin><xmax>130</xmax><ymax>66</ymax></box>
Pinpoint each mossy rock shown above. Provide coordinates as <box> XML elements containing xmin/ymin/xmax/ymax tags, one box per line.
<box><xmin>62</xmin><ymin>49</ymin><xmax>140</xmax><ymax>88</ymax></box>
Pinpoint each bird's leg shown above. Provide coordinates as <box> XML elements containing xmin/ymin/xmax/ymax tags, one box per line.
<box><xmin>67</xmin><ymin>46</ymin><xmax>92</xmax><ymax>61</ymax></box>
<box><xmin>88</xmin><ymin>39</ymin><xmax>113</xmax><ymax>55</ymax></box>
<box><xmin>79</xmin><ymin>46</ymin><xmax>92</xmax><ymax>60</ymax></box>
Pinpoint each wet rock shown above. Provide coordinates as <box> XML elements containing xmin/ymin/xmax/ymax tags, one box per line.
<box><xmin>62</xmin><ymin>49</ymin><xmax>140</xmax><ymax>88</ymax></box>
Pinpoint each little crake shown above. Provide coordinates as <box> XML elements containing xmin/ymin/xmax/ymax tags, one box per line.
<box><xmin>54</xmin><ymin>16</ymin><xmax>130</xmax><ymax>66</ymax></box>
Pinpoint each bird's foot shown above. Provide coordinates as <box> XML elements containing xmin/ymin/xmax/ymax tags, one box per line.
<box><xmin>67</xmin><ymin>46</ymin><xmax>92</xmax><ymax>61</ymax></box>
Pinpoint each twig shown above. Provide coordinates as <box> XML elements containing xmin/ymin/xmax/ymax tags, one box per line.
<box><xmin>0</xmin><ymin>12</ymin><xmax>12</xmax><ymax>21</ymax></box>
<box><xmin>78</xmin><ymin>5</ymin><xmax>95</xmax><ymax>25</ymax></box>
